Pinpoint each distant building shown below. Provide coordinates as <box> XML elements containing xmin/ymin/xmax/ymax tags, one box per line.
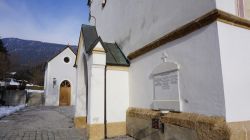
<box><xmin>44</xmin><ymin>46</ymin><xmax>76</xmax><ymax>106</ymax></box>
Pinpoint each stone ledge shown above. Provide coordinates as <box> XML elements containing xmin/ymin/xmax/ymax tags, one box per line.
<box><xmin>74</xmin><ymin>116</ymin><xmax>87</xmax><ymax>128</ymax></box>
<box><xmin>126</xmin><ymin>107</ymin><xmax>161</xmax><ymax>120</ymax></box>
<box><xmin>161</xmin><ymin>112</ymin><xmax>231</xmax><ymax>140</ymax></box>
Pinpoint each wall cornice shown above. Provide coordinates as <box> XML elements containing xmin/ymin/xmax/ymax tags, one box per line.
<box><xmin>128</xmin><ymin>9</ymin><xmax>250</xmax><ymax>60</ymax></box>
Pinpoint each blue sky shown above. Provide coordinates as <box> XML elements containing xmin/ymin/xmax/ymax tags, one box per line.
<box><xmin>0</xmin><ymin>0</ymin><xmax>89</xmax><ymax>45</ymax></box>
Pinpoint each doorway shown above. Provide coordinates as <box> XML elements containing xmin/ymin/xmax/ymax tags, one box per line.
<box><xmin>59</xmin><ymin>80</ymin><xmax>71</xmax><ymax>106</ymax></box>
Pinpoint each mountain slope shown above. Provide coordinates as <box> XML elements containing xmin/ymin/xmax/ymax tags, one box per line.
<box><xmin>2</xmin><ymin>38</ymin><xmax>77</xmax><ymax>71</ymax></box>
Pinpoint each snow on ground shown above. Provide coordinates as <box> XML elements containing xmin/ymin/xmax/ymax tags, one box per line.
<box><xmin>0</xmin><ymin>105</ymin><xmax>25</xmax><ymax>118</ymax></box>
<box><xmin>26</xmin><ymin>89</ymin><xmax>44</xmax><ymax>94</ymax></box>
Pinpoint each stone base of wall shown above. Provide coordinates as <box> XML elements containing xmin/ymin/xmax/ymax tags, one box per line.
<box><xmin>74</xmin><ymin>116</ymin><xmax>87</xmax><ymax>128</ymax></box>
<box><xmin>228</xmin><ymin>121</ymin><xmax>250</xmax><ymax>140</ymax></box>
<box><xmin>107</xmin><ymin>122</ymin><xmax>126</xmax><ymax>138</ymax></box>
<box><xmin>87</xmin><ymin>122</ymin><xmax>126</xmax><ymax>140</ymax></box>
<box><xmin>88</xmin><ymin>124</ymin><xmax>104</xmax><ymax>140</ymax></box>
<box><xmin>126</xmin><ymin>107</ymin><xmax>231</xmax><ymax>140</ymax></box>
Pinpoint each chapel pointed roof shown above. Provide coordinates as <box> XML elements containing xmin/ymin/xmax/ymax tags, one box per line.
<box><xmin>81</xmin><ymin>24</ymin><xmax>98</xmax><ymax>53</ymax></box>
<box><xmin>79</xmin><ymin>24</ymin><xmax>130</xmax><ymax>66</ymax></box>
<box><xmin>47</xmin><ymin>45</ymin><xmax>75</xmax><ymax>63</ymax></box>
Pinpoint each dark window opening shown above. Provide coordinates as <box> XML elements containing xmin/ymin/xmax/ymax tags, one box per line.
<box><xmin>64</xmin><ymin>57</ymin><xmax>70</xmax><ymax>63</ymax></box>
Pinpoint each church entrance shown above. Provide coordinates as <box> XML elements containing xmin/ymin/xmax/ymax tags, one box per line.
<box><xmin>59</xmin><ymin>80</ymin><xmax>71</xmax><ymax>106</ymax></box>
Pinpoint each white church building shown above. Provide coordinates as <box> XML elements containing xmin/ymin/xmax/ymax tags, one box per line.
<box><xmin>44</xmin><ymin>46</ymin><xmax>76</xmax><ymax>106</ymax></box>
<box><xmin>44</xmin><ymin>0</ymin><xmax>250</xmax><ymax>140</ymax></box>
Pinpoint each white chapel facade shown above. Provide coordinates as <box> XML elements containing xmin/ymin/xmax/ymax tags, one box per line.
<box><xmin>44</xmin><ymin>46</ymin><xmax>76</xmax><ymax>106</ymax></box>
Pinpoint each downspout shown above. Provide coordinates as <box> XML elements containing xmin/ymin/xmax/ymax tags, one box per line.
<box><xmin>104</xmin><ymin>65</ymin><xmax>107</xmax><ymax>139</ymax></box>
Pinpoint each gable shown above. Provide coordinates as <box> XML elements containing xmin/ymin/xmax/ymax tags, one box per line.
<box><xmin>48</xmin><ymin>47</ymin><xmax>76</xmax><ymax>65</ymax></box>
<box><xmin>81</xmin><ymin>24</ymin><xmax>98</xmax><ymax>53</ymax></box>
<box><xmin>88</xmin><ymin>38</ymin><xmax>130</xmax><ymax>66</ymax></box>
<box><xmin>76</xmin><ymin>24</ymin><xmax>130</xmax><ymax>67</ymax></box>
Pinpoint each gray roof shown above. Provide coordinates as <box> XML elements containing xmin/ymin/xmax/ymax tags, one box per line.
<box><xmin>81</xmin><ymin>24</ymin><xmax>98</xmax><ymax>53</ymax></box>
<box><xmin>104</xmin><ymin>42</ymin><xmax>130</xmax><ymax>66</ymax></box>
<box><xmin>81</xmin><ymin>24</ymin><xmax>130</xmax><ymax>66</ymax></box>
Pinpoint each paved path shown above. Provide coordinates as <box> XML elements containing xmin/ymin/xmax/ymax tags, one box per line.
<box><xmin>0</xmin><ymin>106</ymin><xmax>86</xmax><ymax>140</ymax></box>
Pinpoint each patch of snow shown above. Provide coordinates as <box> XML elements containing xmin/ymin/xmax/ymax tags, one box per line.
<box><xmin>0</xmin><ymin>105</ymin><xmax>25</xmax><ymax>118</ymax></box>
<box><xmin>26</xmin><ymin>84</ymin><xmax>34</xmax><ymax>86</ymax></box>
<box><xmin>26</xmin><ymin>89</ymin><xmax>44</xmax><ymax>94</ymax></box>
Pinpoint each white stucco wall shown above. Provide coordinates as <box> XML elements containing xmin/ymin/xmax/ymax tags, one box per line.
<box><xmin>75</xmin><ymin>34</ymin><xmax>87</xmax><ymax>117</ymax></box>
<box><xmin>129</xmin><ymin>22</ymin><xmax>226</xmax><ymax>117</ymax></box>
<box><xmin>87</xmin><ymin>51</ymin><xmax>106</xmax><ymax>124</ymax></box>
<box><xmin>106</xmin><ymin>69</ymin><xmax>129</xmax><ymax>123</ymax></box>
<box><xmin>215</xmin><ymin>0</ymin><xmax>236</xmax><ymax>15</ymax></box>
<box><xmin>44</xmin><ymin>66</ymin><xmax>48</xmax><ymax>94</ymax></box>
<box><xmin>89</xmin><ymin>0</ymin><xmax>216</xmax><ymax>55</ymax></box>
<box><xmin>218</xmin><ymin>22</ymin><xmax>250</xmax><ymax>122</ymax></box>
<box><xmin>45</xmin><ymin>48</ymin><xmax>76</xmax><ymax>106</ymax></box>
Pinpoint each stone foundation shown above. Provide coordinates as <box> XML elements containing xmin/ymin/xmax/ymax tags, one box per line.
<box><xmin>74</xmin><ymin>116</ymin><xmax>87</xmax><ymax>128</ymax></box>
<box><xmin>107</xmin><ymin>122</ymin><xmax>126</xmax><ymax>138</ymax></box>
<box><xmin>126</xmin><ymin>107</ymin><xmax>232</xmax><ymax>140</ymax></box>
<box><xmin>87</xmin><ymin>122</ymin><xmax>126</xmax><ymax>140</ymax></box>
<box><xmin>228</xmin><ymin>121</ymin><xmax>250</xmax><ymax>140</ymax></box>
<box><xmin>88</xmin><ymin>124</ymin><xmax>104</xmax><ymax>140</ymax></box>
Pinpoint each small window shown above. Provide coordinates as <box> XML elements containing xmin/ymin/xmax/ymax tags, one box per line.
<box><xmin>64</xmin><ymin>57</ymin><xmax>70</xmax><ymax>63</ymax></box>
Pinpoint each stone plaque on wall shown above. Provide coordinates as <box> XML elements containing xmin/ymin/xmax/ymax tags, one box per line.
<box><xmin>152</xmin><ymin>61</ymin><xmax>180</xmax><ymax>111</ymax></box>
<box><xmin>154</xmin><ymin>71</ymin><xmax>179</xmax><ymax>101</ymax></box>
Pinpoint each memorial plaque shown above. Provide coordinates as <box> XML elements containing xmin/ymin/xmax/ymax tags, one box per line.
<box><xmin>153</xmin><ymin>71</ymin><xmax>179</xmax><ymax>101</ymax></box>
<box><xmin>151</xmin><ymin>61</ymin><xmax>180</xmax><ymax>111</ymax></box>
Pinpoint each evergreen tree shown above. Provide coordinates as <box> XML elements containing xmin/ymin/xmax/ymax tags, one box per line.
<box><xmin>0</xmin><ymin>38</ymin><xmax>7</xmax><ymax>54</ymax></box>
<box><xmin>0</xmin><ymin>37</ymin><xmax>10</xmax><ymax>79</ymax></box>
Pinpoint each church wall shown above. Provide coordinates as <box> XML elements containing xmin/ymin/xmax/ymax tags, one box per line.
<box><xmin>105</xmin><ymin>68</ymin><xmax>129</xmax><ymax>137</ymax></box>
<box><xmin>217</xmin><ymin>21</ymin><xmax>250</xmax><ymax>122</ymax></box>
<box><xmin>44</xmin><ymin>65</ymin><xmax>48</xmax><ymax>96</ymax></box>
<box><xmin>75</xmin><ymin>35</ymin><xmax>87</xmax><ymax>118</ymax></box>
<box><xmin>89</xmin><ymin>0</ymin><xmax>216</xmax><ymax>56</ymax></box>
<box><xmin>129</xmin><ymin>22</ymin><xmax>226</xmax><ymax>117</ymax></box>
<box><xmin>106</xmin><ymin>68</ymin><xmax>129</xmax><ymax>133</ymax></box>
<box><xmin>245</xmin><ymin>0</ymin><xmax>250</xmax><ymax>19</ymax></box>
<box><xmin>45</xmin><ymin>48</ymin><xmax>76</xmax><ymax>106</ymax></box>
<box><xmin>215</xmin><ymin>0</ymin><xmax>236</xmax><ymax>15</ymax></box>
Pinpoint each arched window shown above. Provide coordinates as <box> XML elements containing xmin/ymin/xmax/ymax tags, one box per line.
<box><xmin>60</xmin><ymin>80</ymin><xmax>71</xmax><ymax>88</ymax></box>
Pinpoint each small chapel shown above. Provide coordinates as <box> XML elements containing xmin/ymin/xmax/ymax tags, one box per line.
<box><xmin>44</xmin><ymin>46</ymin><xmax>76</xmax><ymax>106</ymax></box>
